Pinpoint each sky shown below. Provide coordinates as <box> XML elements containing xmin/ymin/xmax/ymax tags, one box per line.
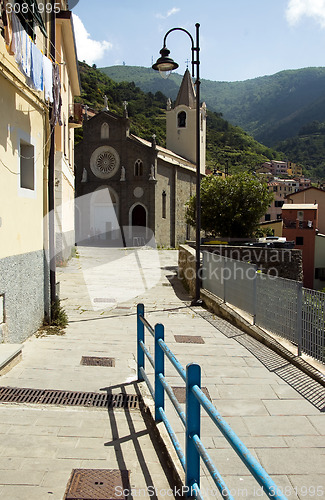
<box><xmin>71</xmin><ymin>0</ymin><xmax>325</xmax><ymax>82</ymax></box>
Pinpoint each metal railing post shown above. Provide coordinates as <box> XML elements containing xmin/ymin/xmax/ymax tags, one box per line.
<box><xmin>186</xmin><ymin>363</ymin><xmax>201</xmax><ymax>496</ymax></box>
<box><xmin>297</xmin><ymin>283</ymin><xmax>303</xmax><ymax>357</ymax></box>
<box><xmin>137</xmin><ymin>303</ymin><xmax>145</xmax><ymax>380</ymax></box>
<box><xmin>223</xmin><ymin>257</ymin><xmax>226</xmax><ymax>303</ymax></box>
<box><xmin>253</xmin><ymin>266</ymin><xmax>257</xmax><ymax>325</ymax></box>
<box><xmin>155</xmin><ymin>323</ymin><xmax>165</xmax><ymax>422</ymax></box>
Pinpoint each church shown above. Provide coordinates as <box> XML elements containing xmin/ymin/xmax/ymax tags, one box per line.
<box><xmin>74</xmin><ymin>70</ymin><xmax>207</xmax><ymax>248</ymax></box>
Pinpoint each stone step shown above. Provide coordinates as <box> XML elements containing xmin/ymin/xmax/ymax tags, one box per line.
<box><xmin>0</xmin><ymin>344</ymin><xmax>23</xmax><ymax>376</ymax></box>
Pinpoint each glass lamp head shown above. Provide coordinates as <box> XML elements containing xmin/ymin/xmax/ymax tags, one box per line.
<box><xmin>152</xmin><ymin>47</ymin><xmax>179</xmax><ymax>73</ymax></box>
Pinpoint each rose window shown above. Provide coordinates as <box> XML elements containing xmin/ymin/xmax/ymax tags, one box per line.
<box><xmin>96</xmin><ymin>152</ymin><xmax>116</xmax><ymax>174</ymax></box>
<box><xmin>90</xmin><ymin>146</ymin><xmax>120</xmax><ymax>179</ymax></box>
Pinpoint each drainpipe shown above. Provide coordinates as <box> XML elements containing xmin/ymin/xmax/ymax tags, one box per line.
<box><xmin>48</xmin><ymin>0</ymin><xmax>56</xmax><ymax>319</ymax></box>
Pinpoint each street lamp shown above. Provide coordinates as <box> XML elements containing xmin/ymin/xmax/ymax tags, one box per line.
<box><xmin>152</xmin><ymin>23</ymin><xmax>202</xmax><ymax>305</ymax></box>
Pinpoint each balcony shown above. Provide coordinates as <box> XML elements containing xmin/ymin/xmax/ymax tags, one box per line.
<box><xmin>283</xmin><ymin>218</ymin><xmax>314</xmax><ymax>229</ymax></box>
<box><xmin>68</xmin><ymin>103</ymin><xmax>83</xmax><ymax>128</ymax></box>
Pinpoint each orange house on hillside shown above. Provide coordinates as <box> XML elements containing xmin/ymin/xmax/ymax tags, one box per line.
<box><xmin>282</xmin><ymin>204</ymin><xmax>318</xmax><ymax>289</ymax></box>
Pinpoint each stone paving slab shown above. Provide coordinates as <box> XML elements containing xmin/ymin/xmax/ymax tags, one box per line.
<box><xmin>0</xmin><ymin>247</ymin><xmax>324</xmax><ymax>499</ymax></box>
<box><xmin>0</xmin><ymin>344</ymin><xmax>23</xmax><ymax>371</ymax></box>
<box><xmin>0</xmin><ymin>405</ymin><xmax>175</xmax><ymax>499</ymax></box>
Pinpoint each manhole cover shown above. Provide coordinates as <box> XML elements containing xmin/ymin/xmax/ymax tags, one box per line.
<box><xmin>81</xmin><ymin>357</ymin><xmax>115</xmax><ymax>367</ymax></box>
<box><xmin>172</xmin><ymin>386</ymin><xmax>211</xmax><ymax>403</ymax></box>
<box><xmin>174</xmin><ymin>335</ymin><xmax>205</xmax><ymax>344</ymax></box>
<box><xmin>64</xmin><ymin>469</ymin><xmax>130</xmax><ymax>499</ymax></box>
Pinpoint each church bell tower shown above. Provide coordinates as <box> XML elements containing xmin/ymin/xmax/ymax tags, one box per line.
<box><xmin>166</xmin><ymin>69</ymin><xmax>206</xmax><ymax>174</ymax></box>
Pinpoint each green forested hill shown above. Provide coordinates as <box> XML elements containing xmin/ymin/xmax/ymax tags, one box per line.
<box><xmin>276</xmin><ymin>121</ymin><xmax>325</xmax><ymax>180</ymax></box>
<box><xmin>76</xmin><ymin>62</ymin><xmax>281</xmax><ymax>173</ymax></box>
<box><xmin>100</xmin><ymin>65</ymin><xmax>325</xmax><ymax>147</ymax></box>
<box><xmin>75</xmin><ymin>62</ymin><xmax>168</xmax><ymax>146</ymax></box>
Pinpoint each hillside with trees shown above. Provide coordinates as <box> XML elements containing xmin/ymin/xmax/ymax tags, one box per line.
<box><xmin>99</xmin><ymin>65</ymin><xmax>325</xmax><ymax>147</ymax></box>
<box><xmin>276</xmin><ymin>121</ymin><xmax>325</xmax><ymax>180</ymax></box>
<box><xmin>76</xmin><ymin>62</ymin><xmax>282</xmax><ymax>174</ymax></box>
<box><xmin>99</xmin><ymin>65</ymin><xmax>325</xmax><ymax>179</ymax></box>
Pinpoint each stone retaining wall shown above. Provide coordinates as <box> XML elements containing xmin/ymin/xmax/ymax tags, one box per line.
<box><xmin>178</xmin><ymin>245</ymin><xmax>197</xmax><ymax>297</ymax></box>
<box><xmin>179</xmin><ymin>243</ymin><xmax>303</xmax><ymax>299</ymax></box>
<box><xmin>202</xmin><ymin>245</ymin><xmax>303</xmax><ymax>281</ymax></box>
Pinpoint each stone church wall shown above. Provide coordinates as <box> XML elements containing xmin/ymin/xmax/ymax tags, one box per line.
<box><xmin>175</xmin><ymin>168</ymin><xmax>196</xmax><ymax>246</ymax></box>
<box><xmin>155</xmin><ymin>162</ymin><xmax>173</xmax><ymax>247</ymax></box>
<box><xmin>75</xmin><ymin>111</ymin><xmax>199</xmax><ymax>248</ymax></box>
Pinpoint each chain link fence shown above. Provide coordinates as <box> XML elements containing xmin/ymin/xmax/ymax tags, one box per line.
<box><xmin>202</xmin><ymin>251</ymin><xmax>325</xmax><ymax>364</ymax></box>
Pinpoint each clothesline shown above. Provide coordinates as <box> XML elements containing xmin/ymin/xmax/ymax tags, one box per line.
<box><xmin>11</xmin><ymin>8</ymin><xmax>63</xmax><ymax>65</ymax></box>
<box><xmin>0</xmin><ymin>124</ymin><xmax>54</xmax><ymax>172</ymax></box>
<box><xmin>2</xmin><ymin>8</ymin><xmax>63</xmax><ymax>127</ymax></box>
<box><xmin>0</xmin><ymin>0</ymin><xmax>63</xmax><ymax>64</ymax></box>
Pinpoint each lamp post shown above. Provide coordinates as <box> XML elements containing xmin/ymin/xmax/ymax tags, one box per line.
<box><xmin>152</xmin><ymin>23</ymin><xmax>202</xmax><ymax>305</ymax></box>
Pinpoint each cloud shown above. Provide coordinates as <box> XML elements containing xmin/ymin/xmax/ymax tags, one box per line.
<box><xmin>156</xmin><ymin>7</ymin><xmax>180</xmax><ymax>19</ymax></box>
<box><xmin>72</xmin><ymin>14</ymin><xmax>112</xmax><ymax>64</ymax></box>
<box><xmin>286</xmin><ymin>0</ymin><xmax>325</xmax><ymax>28</ymax></box>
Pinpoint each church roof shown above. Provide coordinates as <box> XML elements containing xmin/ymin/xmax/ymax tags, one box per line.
<box><xmin>130</xmin><ymin>134</ymin><xmax>196</xmax><ymax>172</ymax></box>
<box><xmin>174</xmin><ymin>69</ymin><xmax>196</xmax><ymax>108</ymax></box>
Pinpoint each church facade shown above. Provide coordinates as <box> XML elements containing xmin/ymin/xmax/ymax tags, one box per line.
<box><xmin>74</xmin><ymin>70</ymin><xmax>206</xmax><ymax>248</ymax></box>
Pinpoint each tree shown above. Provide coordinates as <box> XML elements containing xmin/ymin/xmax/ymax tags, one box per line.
<box><xmin>185</xmin><ymin>173</ymin><xmax>273</xmax><ymax>238</ymax></box>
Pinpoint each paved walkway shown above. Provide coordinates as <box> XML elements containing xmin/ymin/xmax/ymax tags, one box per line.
<box><xmin>0</xmin><ymin>246</ymin><xmax>324</xmax><ymax>499</ymax></box>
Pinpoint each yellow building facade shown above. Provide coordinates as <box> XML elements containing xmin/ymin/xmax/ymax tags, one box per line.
<box><xmin>0</xmin><ymin>0</ymin><xmax>79</xmax><ymax>343</ymax></box>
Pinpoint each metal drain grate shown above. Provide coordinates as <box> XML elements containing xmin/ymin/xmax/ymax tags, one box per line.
<box><xmin>81</xmin><ymin>357</ymin><xmax>115</xmax><ymax>367</ymax></box>
<box><xmin>0</xmin><ymin>387</ymin><xmax>141</xmax><ymax>409</ymax></box>
<box><xmin>64</xmin><ymin>469</ymin><xmax>130</xmax><ymax>499</ymax></box>
<box><xmin>93</xmin><ymin>298</ymin><xmax>117</xmax><ymax>303</ymax></box>
<box><xmin>174</xmin><ymin>335</ymin><xmax>205</xmax><ymax>344</ymax></box>
<box><xmin>172</xmin><ymin>386</ymin><xmax>211</xmax><ymax>404</ymax></box>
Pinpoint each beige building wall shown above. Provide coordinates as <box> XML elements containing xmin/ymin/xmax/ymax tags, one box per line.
<box><xmin>0</xmin><ymin>1</ymin><xmax>79</xmax><ymax>342</ymax></box>
<box><xmin>0</xmin><ymin>74</ymin><xmax>45</xmax><ymax>258</ymax></box>
<box><xmin>54</xmin><ymin>14</ymin><xmax>80</xmax><ymax>261</ymax></box>
<box><xmin>286</xmin><ymin>188</ymin><xmax>325</xmax><ymax>234</ymax></box>
<box><xmin>258</xmin><ymin>220</ymin><xmax>283</xmax><ymax>237</ymax></box>
<box><xmin>0</xmin><ymin>21</ymin><xmax>49</xmax><ymax>342</ymax></box>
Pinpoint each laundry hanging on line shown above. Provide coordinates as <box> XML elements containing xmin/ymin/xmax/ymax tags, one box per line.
<box><xmin>5</xmin><ymin>10</ymin><xmax>60</xmax><ymax>108</ymax></box>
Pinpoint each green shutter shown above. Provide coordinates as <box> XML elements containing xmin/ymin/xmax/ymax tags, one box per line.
<box><xmin>16</xmin><ymin>0</ymin><xmax>48</xmax><ymax>37</ymax></box>
<box><xmin>31</xmin><ymin>0</ymin><xmax>48</xmax><ymax>37</ymax></box>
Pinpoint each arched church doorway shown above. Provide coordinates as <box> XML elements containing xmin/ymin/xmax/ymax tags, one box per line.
<box><xmin>131</xmin><ymin>204</ymin><xmax>146</xmax><ymax>227</ymax></box>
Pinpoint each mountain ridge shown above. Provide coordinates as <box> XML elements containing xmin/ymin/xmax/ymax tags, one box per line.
<box><xmin>99</xmin><ymin>65</ymin><xmax>325</xmax><ymax>147</ymax></box>
<box><xmin>75</xmin><ymin>62</ymin><xmax>282</xmax><ymax>175</ymax></box>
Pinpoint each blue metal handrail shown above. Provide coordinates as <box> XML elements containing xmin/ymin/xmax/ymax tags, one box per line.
<box><xmin>137</xmin><ymin>303</ymin><xmax>288</xmax><ymax>500</ymax></box>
